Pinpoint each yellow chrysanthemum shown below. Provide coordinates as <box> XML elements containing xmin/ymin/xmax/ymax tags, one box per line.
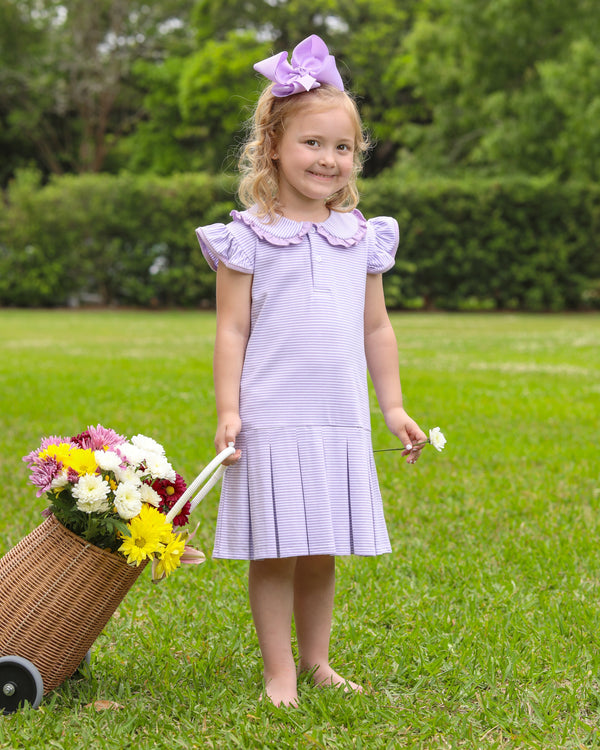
<box><xmin>39</xmin><ymin>443</ymin><xmax>73</xmax><ymax>464</ymax></box>
<box><xmin>152</xmin><ymin>533</ymin><xmax>186</xmax><ymax>580</ymax></box>
<box><xmin>65</xmin><ymin>448</ymin><xmax>97</xmax><ymax>476</ymax></box>
<box><xmin>119</xmin><ymin>504</ymin><xmax>172</xmax><ymax>566</ymax></box>
<box><xmin>39</xmin><ymin>444</ymin><xmax>98</xmax><ymax>476</ymax></box>
<box><xmin>158</xmin><ymin>524</ymin><xmax>175</xmax><ymax>545</ymax></box>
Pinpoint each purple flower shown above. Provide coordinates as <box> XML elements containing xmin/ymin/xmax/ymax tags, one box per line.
<box><xmin>22</xmin><ymin>436</ymin><xmax>70</xmax><ymax>468</ymax></box>
<box><xmin>72</xmin><ymin>424</ymin><xmax>125</xmax><ymax>451</ymax></box>
<box><xmin>28</xmin><ymin>456</ymin><xmax>63</xmax><ymax>497</ymax></box>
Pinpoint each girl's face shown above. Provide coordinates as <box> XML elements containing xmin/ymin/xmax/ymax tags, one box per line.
<box><xmin>275</xmin><ymin>105</ymin><xmax>355</xmax><ymax>220</ymax></box>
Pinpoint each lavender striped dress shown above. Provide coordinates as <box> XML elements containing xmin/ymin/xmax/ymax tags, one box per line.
<box><xmin>196</xmin><ymin>208</ymin><xmax>398</xmax><ymax>560</ymax></box>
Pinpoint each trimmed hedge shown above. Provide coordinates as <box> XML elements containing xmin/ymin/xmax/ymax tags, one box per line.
<box><xmin>1</xmin><ymin>170</ymin><xmax>599</xmax><ymax>310</ymax></box>
<box><xmin>0</xmin><ymin>170</ymin><xmax>237</xmax><ymax>308</ymax></box>
<box><xmin>361</xmin><ymin>173</ymin><xmax>600</xmax><ymax>311</ymax></box>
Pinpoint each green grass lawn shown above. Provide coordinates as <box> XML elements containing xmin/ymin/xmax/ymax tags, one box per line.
<box><xmin>0</xmin><ymin>310</ymin><xmax>598</xmax><ymax>749</ymax></box>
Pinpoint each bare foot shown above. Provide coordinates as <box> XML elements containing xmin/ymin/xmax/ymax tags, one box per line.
<box><xmin>263</xmin><ymin>673</ymin><xmax>299</xmax><ymax>707</ymax></box>
<box><xmin>302</xmin><ymin>664</ymin><xmax>363</xmax><ymax>693</ymax></box>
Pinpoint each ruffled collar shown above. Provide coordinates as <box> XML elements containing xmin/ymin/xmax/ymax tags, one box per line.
<box><xmin>231</xmin><ymin>208</ymin><xmax>368</xmax><ymax>248</ymax></box>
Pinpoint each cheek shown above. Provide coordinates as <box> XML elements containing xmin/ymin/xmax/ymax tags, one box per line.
<box><xmin>342</xmin><ymin>157</ymin><xmax>355</xmax><ymax>175</ymax></box>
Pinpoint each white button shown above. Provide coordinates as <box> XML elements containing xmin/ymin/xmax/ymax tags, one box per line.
<box><xmin>315</xmin><ymin>254</ymin><xmax>322</xmax><ymax>262</ymax></box>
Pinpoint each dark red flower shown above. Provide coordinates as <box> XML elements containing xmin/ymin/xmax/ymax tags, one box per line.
<box><xmin>150</xmin><ymin>473</ymin><xmax>190</xmax><ymax>527</ymax></box>
<box><xmin>163</xmin><ymin>498</ymin><xmax>191</xmax><ymax>527</ymax></box>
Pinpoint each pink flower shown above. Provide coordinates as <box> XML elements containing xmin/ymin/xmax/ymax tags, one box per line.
<box><xmin>180</xmin><ymin>525</ymin><xmax>205</xmax><ymax>565</ymax></box>
<box><xmin>180</xmin><ymin>545</ymin><xmax>206</xmax><ymax>566</ymax></box>
<box><xmin>28</xmin><ymin>455</ymin><xmax>63</xmax><ymax>497</ymax></box>
<box><xmin>72</xmin><ymin>424</ymin><xmax>125</xmax><ymax>451</ymax></box>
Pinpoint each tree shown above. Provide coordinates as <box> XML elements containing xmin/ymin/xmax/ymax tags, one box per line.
<box><xmin>395</xmin><ymin>0</ymin><xmax>600</xmax><ymax>177</ymax></box>
<box><xmin>0</xmin><ymin>0</ymin><xmax>54</xmax><ymax>183</ymax></box>
<box><xmin>538</xmin><ymin>37</ymin><xmax>600</xmax><ymax>181</ymax></box>
<box><xmin>0</xmin><ymin>0</ymin><xmax>196</xmax><ymax>179</ymax></box>
<box><xmin>184</xmin><ymin>0</ymin><xmax>420</xmax><ymax>175</ymax></box>
<box><xmin>178</xmin><ymin>32</ymin><xmax>270</xmax><ymax>173</ymax></box>
<box><xmin>4</xmin><ymin>0</ymin><xmax>598</xmax><ymax>183</ymax></box>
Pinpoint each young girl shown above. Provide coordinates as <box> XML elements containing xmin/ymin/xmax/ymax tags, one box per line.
<box><xmin>196</xmin><ymin>34</ymin><xmax>427</xmax><ymax>707</ymax></box>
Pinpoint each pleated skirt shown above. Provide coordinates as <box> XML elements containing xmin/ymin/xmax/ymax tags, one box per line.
<box><xmin>212</xmin><ymin>425</ymin><xmax>392</xmax><ymax>560</ymax></box>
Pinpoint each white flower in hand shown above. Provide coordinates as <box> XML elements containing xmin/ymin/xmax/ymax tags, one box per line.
<box><xmin>375</xmin><ymin>426</ymin><xmax>447</xmax><ymax>460</ymax></box>
<box><xmin>428</xmin><ymin>427</ymin><xmax>447</xmax><ymax>452</ymax></box>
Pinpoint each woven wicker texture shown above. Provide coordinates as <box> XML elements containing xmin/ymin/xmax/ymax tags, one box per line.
<box><xmin>0</xmin><ymin>515</ymin><xmax>145</xmax><ymax>693</ymax></box>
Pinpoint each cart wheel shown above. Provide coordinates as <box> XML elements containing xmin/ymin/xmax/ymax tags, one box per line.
<box><xmin>73</xmin><ymin>649</ymin><xmax>92</xmax><ymax>678</ymax></box>
<box><xmin>0</xmin><ymin>655</ymin><xmax>44</xmax><ymax>714</ymax></box>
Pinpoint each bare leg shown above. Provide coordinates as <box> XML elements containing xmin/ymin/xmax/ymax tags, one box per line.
<box><xmin>248</xmin><ymin>557</ymin><xmax>298</xmax><ymax>707</ymax></box>
<box><xmin>294</xmin><ymin>555</ymin><xmax>362</xmax><ymax>692</ymax></box>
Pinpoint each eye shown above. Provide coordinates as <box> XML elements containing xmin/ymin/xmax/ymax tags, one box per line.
<box><xmin>305</xmin><ymin>139</ymin><xmax>319</xmax><ymax>147</ymax></box>
<box><xmin>337</xmin><ymin>143</ymin><xmax>353</xmax><ymax>153</ymax></box>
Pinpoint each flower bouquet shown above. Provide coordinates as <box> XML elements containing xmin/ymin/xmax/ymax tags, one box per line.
<box><xmin>22</xmin><ymin>424</ymin><xmax>205</xmax><ymax>582</ymax></box>
<box><xmin>0</xmin><ymin>424</ymin><xmax>221</xmax><ymax>709</ymax></box>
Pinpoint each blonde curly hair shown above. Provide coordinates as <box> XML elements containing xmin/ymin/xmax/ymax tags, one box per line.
<box><xmin>237</xmin><ymin>83</ymin><xmax>369</xmax><ymax>220</ymax></box>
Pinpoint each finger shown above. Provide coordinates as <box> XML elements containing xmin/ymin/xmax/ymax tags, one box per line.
<box><xmin>215</xmin><ymin>440</ymin><xmax>242</xmax><ymax>466</ymax></box>
<box><xmin>406</xmin><ymin>447</ymin><xmax>423</xmax><ymax>465</ymax></box>
<box><xmin>397</xmin><ymin>431</ymin><xmax>413</xmax><ymax>455</ymax></box>
<box><xmin>410</xmin><ymin>424</ymin><xmax>428</xmax><ymax>445</ymax></box>
<box><xmin>224</xmin><ymin>424</ymin><xmax>239</xmax><ymax>445</ymax></box>
<box><xmin>223</xmin><ymin>450</ymin><xmax>241</xmax><ymax>466</ymax></box>
<box><xmin>215</xmin><ymin>431</ymin><xmax>240</xmax><ymax>465</ymax></box>
<box><xmin>223</xmin><ymin>427</ymin><xmax>242</xmax><ymax>465</ymax></box>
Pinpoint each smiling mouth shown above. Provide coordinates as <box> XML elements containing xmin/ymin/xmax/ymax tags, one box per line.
<box><xmin>308</xmin><ymin>171</ymin><xmax>336</xmax><ymax>180</ymax></box>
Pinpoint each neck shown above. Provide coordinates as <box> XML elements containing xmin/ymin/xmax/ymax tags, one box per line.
<box><xmin>278</xmin><ymin>205</ymin><xmax>331</xmax><ymax>223</ymax></box>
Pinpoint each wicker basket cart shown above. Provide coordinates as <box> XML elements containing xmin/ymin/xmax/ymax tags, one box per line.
<box><xmin>0</xmin><ymin>444</ymin><xmax>234</xmax><ymax>714</ymax></box>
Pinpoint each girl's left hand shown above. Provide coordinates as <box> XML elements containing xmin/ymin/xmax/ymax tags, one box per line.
<box><xmin>385</xmin><ymin>407</ymin><xmax>428</xmax><ymax>464</ymax></box>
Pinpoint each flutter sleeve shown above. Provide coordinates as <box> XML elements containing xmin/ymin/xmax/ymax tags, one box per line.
<box><xmin>195</xmin><ymin>220</ymin><xmax>256</xmax><ymax>274</ymax></box>
<box><xmin>365</xmin><ymin>216</ymin><xmax>399</xmax><ymax>274</ymax></box>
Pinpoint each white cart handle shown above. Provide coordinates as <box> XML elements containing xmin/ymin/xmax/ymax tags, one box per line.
<box><xmin>165</xmin><ymin>443</ymin><xmax>235</xmax><ymax>523</ymax></box>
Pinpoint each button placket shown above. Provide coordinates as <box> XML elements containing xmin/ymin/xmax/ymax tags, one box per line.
<box><xmin>308</xmin><ymin>230</ymin><xmax>330</xmax><ymax>292</ymax></box>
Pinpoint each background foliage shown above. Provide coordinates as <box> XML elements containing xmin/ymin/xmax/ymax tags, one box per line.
<box><xmin>2</xmin><ymin>0</ymin><xmax>599</xmax><ymax>182</ymax></box>
<box><xmin>1</xmin><ymin>0</ymin><xmax>599</xmax><ymax>309</ymax></box>
<box><xmin>1</xmin><ymin>170</ymin><xmax>598</xmax><ymax>311</ymax></box>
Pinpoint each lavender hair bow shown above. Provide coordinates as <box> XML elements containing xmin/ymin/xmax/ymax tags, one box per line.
<box><xmin>253</xmin><ymin>34</ymin><xmax>344</xmax><ymax>97</ymax></box>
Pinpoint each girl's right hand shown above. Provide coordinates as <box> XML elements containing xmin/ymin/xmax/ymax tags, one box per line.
<box><xmin>215</xmin><ymin>413</ymin><xmax>242</xmax><ymax>465</ymax></box>
<box><xmin>384</xmin><ymin>407</ymin><xmax>428</xmax><ymax>464</ymax></box>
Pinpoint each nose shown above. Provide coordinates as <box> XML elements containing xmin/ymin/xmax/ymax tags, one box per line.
<box><xmin>319</xmin><ymin>148</ymin><xmax>336</xmax><ymax>168</ymax></box>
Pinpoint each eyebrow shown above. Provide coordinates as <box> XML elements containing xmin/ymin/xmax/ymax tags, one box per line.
<box><xmin>298</xmin><ymin>132</ymin><xmax>354</xmax><ymax>144</ymax></box>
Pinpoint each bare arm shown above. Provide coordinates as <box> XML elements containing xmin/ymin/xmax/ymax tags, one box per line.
<box><xmin>364</xmin><ymin>273</ymin><xmax>427</xmax><ymax>461</ymax></box>
<box><xmin>213</xmin><ymin>263</ymin><xmax>253</xmax><ymax>463</ymax></box>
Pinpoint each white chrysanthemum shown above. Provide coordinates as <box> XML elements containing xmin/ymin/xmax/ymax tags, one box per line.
<box><xmin>72</xmin><ymin>474</ymin><xmax>111</xmax><ymax>513</ymax></box>
<box><xmin>114</xmin><ymin>464</ymin><xmax>142</xmax><ymax>485</ymax></box>
<box><xmin>94</xmin><ymin>449</ymin><xmax>122</xmax><ymax>473</ymax></box>
<box><xmin>429</xmin><ymin>427</ymin><xmax>447</xmax><ymax>452</ymax></box>
<box><xmin>140</xmin><ymin>482</ymin><xmax>162</xmax><ymax>507</ymax></box>
<box><xmin>116</xmin><ymin>442</ymin><xmax>145</xmax><ymax>468</ymax></box>
<box><xmin>145</xmin><ymin>453</ymin><xmax>176</xmax><ymax>481</ymax></box>
<box><xmin>50</xmin><ymin>470</ymin><xmax>69</xmax><ymax>491</ymax></box>
<box><xmin>131</xmin><ymin>434</ymin><xmax>165</xmax><ymax>456</ymax></box>
<box><xmin>114</xmin><ymin>482</ymin><xmax>143</xmax><ymax>520</ymax></box>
